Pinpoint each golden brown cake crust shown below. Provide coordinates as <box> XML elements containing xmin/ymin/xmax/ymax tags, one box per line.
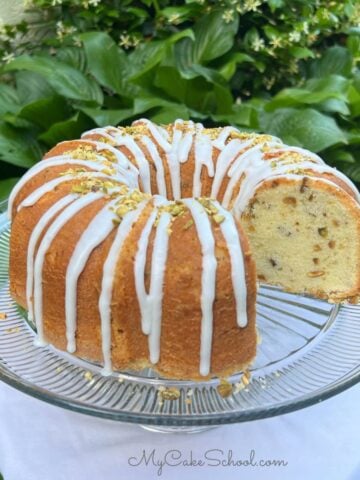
<box><xmin>10</xmin><ymin>195</ymin><xmax>257</xmax><ymax>380</ymax></box>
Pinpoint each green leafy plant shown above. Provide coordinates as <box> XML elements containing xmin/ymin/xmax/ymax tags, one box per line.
<box><xmin>0</xmin><ymin>0</ymin><xmax>360</xmax><ymax>199</ymax></box>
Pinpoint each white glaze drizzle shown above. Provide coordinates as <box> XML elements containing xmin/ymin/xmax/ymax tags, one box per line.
<box><xmin>212</xmin><ymin>201</ymin><xmax>248</xmax><ymax>327</ymax></box>
<box><xmin>212</xmin><ymin>126</ymin><xmax>239</xmax><ymax>150</ymax></box>
<box><xmin>178</xmin><ymin>131</ymin><xmax>194</xmax><ymax>163</ymax></box>
<box><xmin>65</xmin><ymin>198</ymin><xmax>119</xmax><ymax>353</ymax></box>
<box><xmin>17</xmin><ymin>172</ymin><xmax>127</xmax><ymax>211</ymax></box>
<box><xmin>273</xmin><ymin>145</ymin><xmax>325</xmax><ymax>165</ymax></box>
<box><xmin>8</xmin><ymin>158</ymin><xmax>101</xmax><ymax>219</ymax></box>
<box><xmin>139</xmin><ymin>135</ymin><xmax>167</xmax><ymax>197</ymax></box>
<box><xmin>134</xmin><ymin>196</ymin><xmax>168</xmax><ymax>334</ymax></box>
<box><xmin>134</xmin><ymin>209</ymin><xmax>157</xmax><ymax>334</ymax></box>
<box><xmin>182</xmin><ymin>198</ymin><xmax>217</xmax><ymax>377</ymax></box>
<box><xmin>222</xmin><ymin>142</ymin><xmax>281</xmax><ymax>209</ymax></box>
<box><xmin>165</xmin><ymin>120</ymin><xmax>184</xmax><ymax>200</ymax></box>
<box><xmin>134</xmin><ymin>196</ymin><xmax>172</xmax><ymax>364</ymax></box>
<box><xmin>106</xmin><ymin>134</ymin><xmax>152</xmax><ymax>194</ymax></box>
<box><xmin>133</xmin><ymin>118</ymin><xmax>171</xmax><ymax>152</ymax></box>
<box><xmin>193</xmin><ymin>130</ymin><xmax>214</xmax><ymax>198</ymax></box>
<box><xmin>99</xmin><ymin>201</ymin><xmax>149</xmax><ymax>375</ymax></box>
<box><xmin>147</xmin><ymin>208</ymin><xmax>172</xmax><ymax>364</ymax></box>
<box><xmin>68</xmin><ymin>138</ymin><xmax>139</xmax><ymax>174</ymax></box>
<box><xmin>33</xmin><ymin>192</ymin><xmax>103</xmax><ymax>346</ymax></box>
<box><xmin>210</xmin><ymin>139</ymin><xmax>249</xmax><ymax>199</ymax></box>
<box><xmin>81</xmin><ymin>127</ymin><xmax>119</xmax><ymax>143</ymax></box>
<box><xmin>8</xmin><ymin>143</ymin><xmax>139</xmax><ymax>220</ymax></box>
<box><xmin>26</xmin><ymin>194</ymin><xmax>76</xmax><ymax>322</ymax></box>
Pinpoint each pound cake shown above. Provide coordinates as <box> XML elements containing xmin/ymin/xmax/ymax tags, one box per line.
<box><xmin>8</xmin><ymin>119</ymin><xmax>360</xmax><ymax>379</ymax></box>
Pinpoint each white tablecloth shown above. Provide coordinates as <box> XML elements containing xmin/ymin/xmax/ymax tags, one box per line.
<box><xmin>0</xmin><ymin>381</ymin><xmax>359</xmax><ymax>480</ymax></box>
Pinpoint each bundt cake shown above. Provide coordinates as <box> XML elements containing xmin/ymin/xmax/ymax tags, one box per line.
<box><xmin>8</xmin><ymin>119</ymin><xmax>360</xmax><ymax>380</ymax></box>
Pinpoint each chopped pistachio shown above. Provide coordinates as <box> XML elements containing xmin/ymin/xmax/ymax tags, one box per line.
<box><xmin>318</xmin><ymin>227</ymin><xmax>328</xmax><ymax>238</ymax></box>
<box><xmin>116</xmin><ymin>205</ymin><xmax>130</xmax><ymax>218</ymax></box>
<box><xmin>183</xmin><ymin>219</ymin><xmax>194</xmax><ymax>230</ymax></box>
<box><xmin>59</xmin><ymin>167</ymin><xmax>87</xmax><ymax>176</ymax></box>
<box><xmin>84</xmin><ymin>371</ymin><xmax>93</xmax><ymax>381</ymax></box>
<box><xmin>101</xmin><ymin>168</ymin><xmax>116</xmax><ymax>176</ymax></box>
<box><xmin>213</xmin><ymin>214</ymin><xmax>225</xmax><ymax>224</ymax></box>
<box><xmin>307</xmin><ymin>270</ymin><xmax>325</xmax><ymax>277</ymax></box>
<box><xmin>5</xmin><ymin>327</ymin><xmax>19</xmax><ymax>334</ymax></box>
<box><xmin>158</xmin><ymin>386</ymin><xmax>180</xmax><ymax>401</ymax></box>
<box><xmin>242</xmin><ymin>370</ymin><xmax>251</xmax><ymax>386</ymax></box>
<box><xmin>217</xmin><ymin>379</ymin><xmax>233</xmax><ymax>398</ymax></box>
<box><xmin>64</xmin><ymin>146</ymin><xmax>98</xmax><ymax>162</ymax></box>
<box><xmin>72</xmin><ymin>184</ymin><xmax>87</xmax><ymax>194</ymax></box>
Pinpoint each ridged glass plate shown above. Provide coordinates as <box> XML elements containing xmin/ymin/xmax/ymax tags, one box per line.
<box><xmin>0</xmin><ymin>204</ymin><xmax>359</xmax><ymax>430</ymax></box>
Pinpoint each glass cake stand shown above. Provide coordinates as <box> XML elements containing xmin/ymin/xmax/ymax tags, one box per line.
<box><xmin>0</xmin><ymin>201</ymin><xmax>359</xmax><ymax>434</ymax></box>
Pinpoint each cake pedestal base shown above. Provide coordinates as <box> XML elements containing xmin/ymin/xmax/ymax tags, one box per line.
<box><xmin>140</xmin><ymin>425</ymin><xmax>218</xmax><ymax>434</ymax></box>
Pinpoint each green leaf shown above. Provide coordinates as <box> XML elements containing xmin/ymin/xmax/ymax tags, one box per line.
<box><xmin>149</xmin><ymin>105</ymin><xmax>190</xmax><ymax>123</ymax></box>
<box><xmin>0</xmin><ymin>177</ymin><xmax>19</xmax><ymax>201</ymax></box>
<box><xmin>38</xmin><ymin>113</ymin><xmax>93</xmax><ymax>146</ymax></box>
<box><xmin>19</xmin><ymin>96</ymin><xmax>71</xmax><ymax>130</ymax></box>
<box><xmin>2</xmin><ymin>114</ymin><xmax>33</xmax><ymax>129</ymax></box>
<box><xmin>133</xmin><ymin>97</ymin><xmax>182</xmax><ymax>115</ymax></box>
<box><xmin>268</xmin><ymin>0</ymin><xmax>285</xmax><ymax>12</ymax></box>
<box><xmin>339</xmin><ymin>162</ymin><xmax>360</xmax><ymax>182</ymax></box>
<box><xmin>193</xmin><ymin>10</ymin><xmax>238</xmax><ymax>63</ymax></box>
<box><xmin>174</xmin><ymin>10</ymin><xmax>238</xmax><ymax>81</ymax></box>
<box><xmin>260</xmin><ymin>108</ymin><xmax>347</xmax><ymax>152</ymax></box>
<box><xmin>266</xmin><ymin>75</ymin><xmax>350</xmax><ymax>110</ymax></box>
<box><xmin>0</xmin><ymin>123</ymin><xmax>40</xmax><ymax>168</ymax></box>
<box><xmin>289</xmin><ymin>46</ymin><xmax>315</xmax><ymax>59</ymax></box>
<box><xmin>352</xmin><ymin>72</ymin><xmax>360</xmax><ymax>95</ymax></box>
<box><xmin>347</xmin><ymin>129</ymin><xmax>360</xmax><ymax>144</ymax></box>
<box><xmin>263</xmin><ymin>25</ymin><xmax>279</xmax><ymax>40</ymax></box>
<box><xmin>348</xmin><ymin>84</ymin><xmax>360</xmax><ymax>117</ymax></box>
<box><xmin>317</xmin><ymin>98</ymin><xmax>350</xmax><ymax>115</ymax></box>
<box><xmin>213</xmin><ymin>103</ymin><xmax>259</xmax><ymax>128</ymax></box>
<box><xmin>174</xmin><ymin>41</ymin><xmax>226</xmax><ymax>84</ymax></box>
<box><xmin>186</xmin><ymin>64</ymin><xmax>226</xmax><ymax>84</ymax></box>
<box><xmin>218</xmin><ymin>53</ymin><xmax>255</xmax><ymax>80</ymax></box>
<box><xmin>0</xmin><ymin>84</ymin><xmax>21</xmax><ymax>115</ymax></box>
<box><xmin>80</xmin><ymin>32</ymin><xmax>134</xmax><ymax>97</ymax></box>
<box><xmin>166</xmin><ymin>28</ymin><xmax>195</xmax><ymax>45</ymax></box>
<box><xmin>306</xmin><ymin>75</ymin><xmax>350</xmax><ymax>95</ymax></box>
<box><xmin>128</xmin><ymin>31</ymin><xmax>195</xmax><ymax>84</ymax></box>
<box><xmin>56</xmin><ymin>47</ymin><xmax>87</xmax><ymax>72</ymax></box>
<box><xmin>154</xmin><ymin>66</ymin><xmax>187</xmax><ymax>102</ymax></box>
<box><xmin>347</xmin><ymin>35</ymin><xmax>360</xmax><ymax>56</ymax></box>
<box><xmin>161</xmin><ymin>6</ymin><xmax>195</xmax><ymax>23</ymax></box>
<box><xmin>5</xmin><ymin>55</ymin><xmax>103</xmax><ymax>104</ymax></box>
<box><xmin>310</xmin><ymin>46</ymin><xmax>352</xmax><ymax>78</ymax></box>
<box><xmin>127</xmin><ymin>6</ymin><xmax>149</xmax><ymax>19</ymax></box>
<box><xmin>213</xmin><ymin>83</ymin><xmax>234</xmax><ymax>115</ymax></box>
<box><xmin>128</xmin><ymin>41</ymin><xmax>166</xmax><ymax>81</ymax></box>
<box><xmin>80</xmin><ymin>107</ymin><xmax>134</xmax><ymax>126</ymax></box>
<box><xmin>324</xmin><ymin>149</ymin><xmax>355</xmax><ymax>164</ymax></box>
<box><xmin>15</xmin><ymin>71</ymin><xmax>54</xmax><ymax>104</ymax></box>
